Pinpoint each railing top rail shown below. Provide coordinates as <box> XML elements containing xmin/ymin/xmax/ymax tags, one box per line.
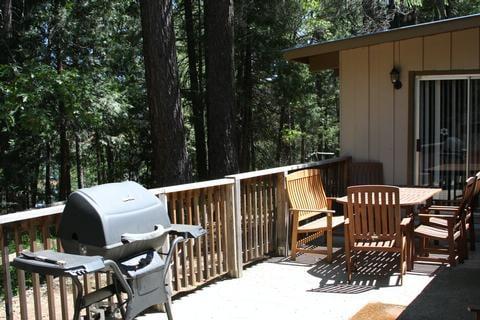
<box><xmin>0</xmin><ymin>204</ymin><xmax>65</xmax><ymax>225</ymax></box>
<box><xmin>226</xmin><ymin>156</ymin><xmax>351</xmax><ymax>181</ymax></box>
<box><xmin>150</xmin><ymin>178</ymin><xmax>234</xmax><ymax>195</ymax></box>
<box><xmin>0</xmin><ymin>157</ymin><xmax>350</xmax><ymax>226</ymax></box>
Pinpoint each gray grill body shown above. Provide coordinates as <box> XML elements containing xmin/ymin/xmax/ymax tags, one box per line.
<box><xmin>12</xmin><ymin>181</ymin><xmax>205</xmax><ymax>320</ymax></box>
<box><xmin>59</xmin><ymin>181</ymin><xmax>171</xmax><ymax>260</ymax></box>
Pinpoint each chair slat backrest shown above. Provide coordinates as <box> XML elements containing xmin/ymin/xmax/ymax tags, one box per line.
<box><xmin>347</xmin><ymin>185</ymin><xmax>401</xmax><ymax>243</ymax></box>
<box><xmin>471</xmin><ymin>172</ymin><xmax>480</xmax><ymax>210</ymax></box>
<box><xmin>460</xmin><ymin>176</ymin><xmax>477</xmax><ymax>213</ymax></box>
<box><xmin>350</xmin><ymin>162</ymin><xmax>384</xmax><ymax>186</ymax></box>
<box><xmin>475</xmin><ymin>172</ymin><xmax>480</xmax><ymax>196</ymax></box>
<box><xmin>286</xmin><ymin>169</ymin><xmax>328</xmax><ymax>221</ymax></box>
<box><xmin>472</xmin><ymin>172</ymin><xmax>480</xmax><ymax>201</ymax></box>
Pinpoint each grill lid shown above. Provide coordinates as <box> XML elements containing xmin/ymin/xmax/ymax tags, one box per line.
<box><xmin>58</xmin><ymin>181</ymin><xmax>170</xmax><ymax>257</ymax></box>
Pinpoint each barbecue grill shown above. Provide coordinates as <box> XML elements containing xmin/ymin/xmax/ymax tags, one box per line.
<box><xmin>12</xmin><ymin>181</ymin><xmax>205</xmax><ymax>320</ymax></box>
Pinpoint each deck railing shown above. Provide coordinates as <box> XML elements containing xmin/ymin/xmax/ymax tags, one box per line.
<box><xmin>0</xmin><ymin>156</ymin><xmax>351</xmax><ymax>319</ymax></box>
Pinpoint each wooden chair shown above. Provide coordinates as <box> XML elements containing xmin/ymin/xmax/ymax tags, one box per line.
<box><xmin>429</xmin><ymin>172</ymin><xmax>479</xmax><ymax>251</ymax></box>
<box><xmin>349</xmin><ymin>161</ymin><xmax>384</xmax><ymax>186</ymax></box>
<box><xmin>344</xmin><ymin>185</ymin><xmax>412</xmax><ymax>284</ymax></box>
<box><xmin>286</xmin><ymin>169</ymin><xmax>344</xmax><ymax>262</ymax></box>
<box><xmin>414</xmin><ymin>176</ymin><xmax>476</xmax><ymax>266</ymax></box>
<box><xmin>468</xmin><ymin>172</ymin><xmax>480</xmax><ymax>250</ymax></box>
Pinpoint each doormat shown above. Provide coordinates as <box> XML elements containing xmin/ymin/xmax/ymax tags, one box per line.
<box><xmin>350</xmin><ymin>302</ymin><xmax>406</xmax><ymax>320</ymax></box>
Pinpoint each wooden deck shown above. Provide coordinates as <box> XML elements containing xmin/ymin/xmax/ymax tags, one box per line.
<box><xmin>139</xmin><ymin>243</ymin><xmax>480</xmax><ymax>320</ymax></box>
<box><xmin>3</xmin><ymin>156</ymin><xmax>479</xmax><ymax>319</ymax></box>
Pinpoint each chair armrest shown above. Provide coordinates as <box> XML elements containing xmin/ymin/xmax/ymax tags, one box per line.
<box><xmin>468</xmin><ymin>305</ymin><xmax>480</xmax><ymax>320</ymax></box>
<box><xmin>418</xmin><ymin>213</ymin><xmax>457</xmax><ymax>220</ymax></box>
<box><xmin>468</xmin><ymin>305</ymin><xmax>480</xmax><ymax>313</ymax></box>
<box><xmin>427</xmin><ymin>206</ymin><xmax>459</xmax><ymax>212</ymax></box>
<box><xmin>289</xmin><ymin>208</ymin><xmax>335</xmax><ymax>214</ymax></box>
<box><xmin>400</xmin><ymin>217</ymin><xmax>412</xmax><ymax>227</ymax></box>
<box><xmin>433</xmin><ymin>199</ymin><xmax>461</xmax><ymax>206</ymax></box>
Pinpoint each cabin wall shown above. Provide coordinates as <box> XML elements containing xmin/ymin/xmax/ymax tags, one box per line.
<box><xmin>338</xmin><ymin>27</ymin><xmax>480</xmax><ymax>185</ymax></box>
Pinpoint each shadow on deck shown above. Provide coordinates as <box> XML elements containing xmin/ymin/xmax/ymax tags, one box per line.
<box><xmin>398</xmin><ymin>251</ymin><xmax>480</xmax><ymax>320</ymax></box>
<box><xmin>138</xmin><ymin>241</ymin><xmax>480</xmax><ymax>320</ymax></box>
<box><xmin>273</xmin><ymin>246</ymin><xmax>440</xmax><ymax>294</ymax></box>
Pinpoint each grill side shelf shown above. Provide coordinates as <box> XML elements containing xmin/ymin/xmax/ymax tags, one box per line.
<box><xmin>12</xmin><ymin>250</ymin><xmax>106</xmax><ymax>277</ymax></box>
<box><xmin>169</xmin><ymin>224</ymin><xmax>206</xmax><ymax>239</ymax></box>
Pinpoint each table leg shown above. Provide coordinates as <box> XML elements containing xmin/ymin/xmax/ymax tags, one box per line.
<box><xmin>403</xmin><ymin>205</ymin><xmax>415</xmax><ymax>271</ymax></box>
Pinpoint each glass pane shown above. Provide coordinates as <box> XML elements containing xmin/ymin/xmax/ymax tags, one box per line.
<box><xmin>418</xmin><ymin>79</ymin><xmax>468</xmax><ymax>200</ymax></box>
<box><xmin>469</xmin><ymin>79</ymin><xmax>480</xmax><ymax>207</ymax></box>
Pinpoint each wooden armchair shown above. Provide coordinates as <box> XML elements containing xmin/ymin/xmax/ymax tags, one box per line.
<box><xmin>286</xmin><ymin>169</ymin><xmax>344</xmax><ymax>262</ymax></box>
<box><xmin>468</xmin><ymin>172</ymin><xmax>480</xmax><ymax>250</ymax></box>
<box><xmin>429</xmin><ymin>172</ymin><xmax>480</xmax><ymax>251</ymax></box>
<box><xmin>344</xmin><ymin>185</ymin><xmax>411</xmax><ymax>284</ymax></box>
<box><xmin>414</xmin><ymin>177</ymin><xmax>476</xmax><ymax>265</ymax></box>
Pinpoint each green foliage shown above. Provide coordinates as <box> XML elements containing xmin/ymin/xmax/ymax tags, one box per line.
<box><xmin>2</xmin><ymin>0</ymin><xmax>480</xmax><ymax>213</ymax></box>
<box><xmin>0</xmin><ymin>0</ymin><xmax>148</xmax><ymax>211</ymax></box>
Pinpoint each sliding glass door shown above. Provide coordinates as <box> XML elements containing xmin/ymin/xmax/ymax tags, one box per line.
<box><xmin>415</xmin><ymin>75</ymin><xmax>480</xmax><ymax>200</ymax></box>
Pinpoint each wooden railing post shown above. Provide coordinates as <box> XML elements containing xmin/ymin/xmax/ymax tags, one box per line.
<box><xmin>275</xmin><ymin>171</ymin><xmax>289</xmax><ymax>257</ymax></box>
<box><xmin>227</xmin><ymin>180</ymin><xmax>243</xmax><ymax>278</ymax></box>
<box><xmin>1</xmin><ymin>226</ymin><xmax>13</xmax><ymax>320</ymax></box>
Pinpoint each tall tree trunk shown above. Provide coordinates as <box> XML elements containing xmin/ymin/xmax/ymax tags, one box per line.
<box><xmin>0</xmin><ymin>0</ymin><xmax>12</xmax><ymax>64</ymax></box>
<box><xmin>300</xmin><ymin>123</ymin><xmax>306</xmax><ymax>162</ymax></box>
<box><xmin>239</xmin><ymin>38</ymin><xmax>253</xmax><ymax>172</ymax></box>
<box><xmin>74</xmin><ymin>132</ymin><xmax>84</xmax><ymax>189</ymax></box>
<box><xmin>446</xmin><ymin>0</ymin><xmax>455</xmax><ymax>18</ymax></box>
<box><xmin>30</xmin><ymin>160</ymin><xmax>39</xmax><ymax>208</ymax></box>
<box><xmin>57</xmin><ymin>58</ymin><xmax>71</xmax><ymax>200</ymax></box>
<box><xmin>140</xmin><ymin>0</ymin><xmax>191</xmax><ymax>187</ymax></box>
<box><xmin>205</xmin><ymin>0</ymin><xmax>238</xmax><ymax>178</ymax></box>
<box><xmin>58</xmin><ymin>100</ymin><xmax>71</xmax><ymax>200</ymax></box>
<box><xmin>197</xmin><ymin>0</ymin><xmax>204</xmax><ymax>101</ymax></box>
<box><xmin>0</xmin><ymin>130</ymin><xmax>8</xmax><ymax>213</ymax></box>
<box><xmin>94</xmin><ymin>132</ymin><xmax>104</xmax><ymax>184</ymax></box>
<box><xmin>435</xmin><ymin>0</ymin><xmax>447</xmax><ymax>19</ymax></box>
<box><xmin>287</xmin><ymin>110</ymin><xmax>294</xmax><ymax>164</ymax></box>
<box><xmin>184</xmin><ymin>0</ymin><xmax>208</xmax><ymax>180</ymax></box>
<box><xmin>1</xmin><ymin>0</ymin><xmax>12</xmax><ymax>37</ymax></box>
<box><xmin>45</xmin><ymin>142</ymin><xmax>52</xmax><ymax>205</ymax></box>
<box><xmin>53</xmin><ymin>0</ymin><xmax>71</xmax><ymax>200</ymax></box>
<box><xmin>106</xmin><ymin>140</ymin><xmax>114</xmax><ymax>182</ymax></box>
<box><xmin>315</xmin><ymin>75</ymin><xmax>325</xmax><ymax>154</ymax></box>
<box><xmin>276</xmin><ymin>102</ymin><xmax>288</xmax><ymax>164</ymax></box>
<box><xmin>250</xmin><ymin>138</ymin><xmax>255</xmax><ymax>169</ymax></box>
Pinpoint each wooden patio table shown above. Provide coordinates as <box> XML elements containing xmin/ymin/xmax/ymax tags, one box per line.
<box><xmin>336</xmin><ymin>187</ymin><xmax>442</xmax><ymax>212</ymax></box>
<box><xmin>336</xmin><ymin>186</ymin><xmax>442</xmax><ymax>270</ymax></box>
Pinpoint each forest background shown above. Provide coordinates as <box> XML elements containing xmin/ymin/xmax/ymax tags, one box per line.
<box><xmin>0</xmin><ymin>0</ymin><xmax>479</xmax><ymax>213</ymax></box>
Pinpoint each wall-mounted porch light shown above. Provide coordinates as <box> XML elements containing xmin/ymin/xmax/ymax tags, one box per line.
<box><xmin>390</xmin><ymin>67</ymin><xmax>402</xmax><ymax>90</ymax></box>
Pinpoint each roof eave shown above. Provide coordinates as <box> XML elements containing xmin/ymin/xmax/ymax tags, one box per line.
<box><xmin>283</xmin><ymin>13</ymin><xmax>480</xmax><ymax>63</ymax></box>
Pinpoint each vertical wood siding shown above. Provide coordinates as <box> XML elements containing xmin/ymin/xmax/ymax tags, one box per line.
<box><xmin>339</xmin><ymin>27</ymin><xmax>480</xmax><ymax>185</ymax></box>
<box><xmin>340</xmin><ymin>47</ymin><xmax>370</xmax><ymax>161</ymax></box>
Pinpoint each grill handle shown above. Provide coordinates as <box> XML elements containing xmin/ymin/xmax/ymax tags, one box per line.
<box><xmin>120</xmin><ymin>225</ymin><xmax>171</xmax><ymax>244</ymax></box>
